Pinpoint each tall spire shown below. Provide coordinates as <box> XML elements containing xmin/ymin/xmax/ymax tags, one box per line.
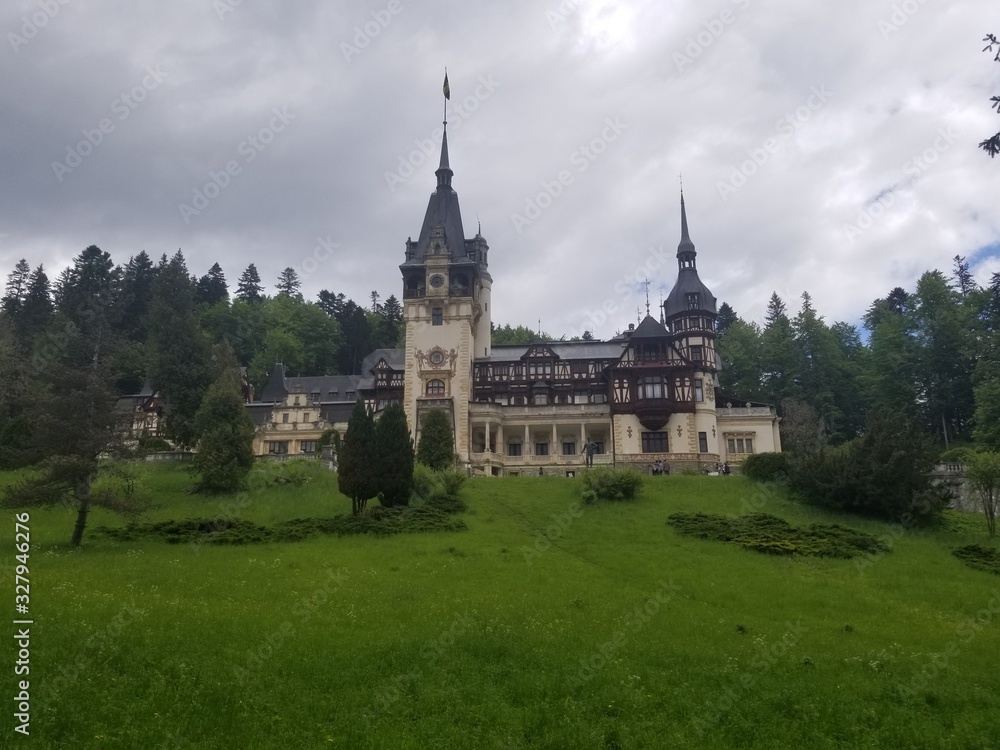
<box><xmin>436</xmin><ymin>122</ymin><xmax>453</xmax><ymax>190</ymax></box>
<box><xmin>436</xmin><ymin>70</ymin><xmax>453</xmax><ymax>191</ymax></box>
<box><xmin>678</xmin><ymin>191</ymin><xmax>695</xmax><ymax>256</ymax></box>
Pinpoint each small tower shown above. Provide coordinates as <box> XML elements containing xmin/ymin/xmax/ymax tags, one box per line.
<box><xmin>399</xmin><ymin>85</ymin><xmax>491</xmax><ymax>464</ymax></box>
<box><xmin>663</xmin><ymin>193</ymin><xmax>719</xmax><ymax>454</ymax></box>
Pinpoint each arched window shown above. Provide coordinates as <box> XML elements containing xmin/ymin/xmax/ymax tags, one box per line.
<box><xmin>426</xmin><ymin>379</ymin><xmax>445</xmax><ymax>396</ymax></box>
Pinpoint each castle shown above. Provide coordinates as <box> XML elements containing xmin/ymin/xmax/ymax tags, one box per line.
<box><xmin>249</xmin><ymin>113</ymin><xmax>781</xmax><ymax>474</ymax></box>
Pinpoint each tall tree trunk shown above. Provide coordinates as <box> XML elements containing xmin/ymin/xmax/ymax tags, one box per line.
<box><xmin>70</xmin><ymin>472</ymin><xmax>94</xmax><ymax>547</ymax></box>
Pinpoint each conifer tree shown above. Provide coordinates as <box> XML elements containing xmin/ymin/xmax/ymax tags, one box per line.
<box><xmin>1</xmin><ymin>317</ymin><xmax>140</xmax><ymax>546</ymax></box>
<box><xmin>1</xmin><ymin>259</ymin><xmax>30</xmax><ymax>317</ymax></box>
<box><xmin>192</xmin><ymin>369</ymin><xmax>256</xmax><ymax>493</ymax></box>
<box><xmin>236</xmin><ymin>264</ymin><xmax>264</xmax><ymax>303</ymax></box>
<box><xmin>374</xmin><ymin>403</ymin><xmax>414</xmax><ymax>507</ymax></box>
<box><xmin>147</xmin><ymin>253</ymin><xmax>215</xmax><ymax>447</ymax></box>
<box><xmin>118</xmin><ymin>251</ymin><xmax>157</xmax><ymax>341</ymax></box>
<box><xmin>417</xmin><ymin>409</ymin><xmax>454</xmax><ymax>471</ymax></box>
<box><xmin>339</xmin><ymin>400</ymin><xmax>377</xmax><ymax>515</ymax></box>
<box><xmin>196</xmin><ymin>262</ymin><xmax>229</xmax><ymax>306</ymax></box>
<box><xmin>276</xmin><ymin>267</ymin><xmax>302</xmax><ymax>299</ymax></box>
<box><xmin>17</xmin><ymin>265</ymin><xmax>53</xmax><ymax>342</ymax></box>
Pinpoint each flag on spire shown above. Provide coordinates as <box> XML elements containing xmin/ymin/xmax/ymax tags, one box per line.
<box><xmin>443</xmin><ymin>71</ymin><xmax>451</xmax><ymax>100</ymax></box>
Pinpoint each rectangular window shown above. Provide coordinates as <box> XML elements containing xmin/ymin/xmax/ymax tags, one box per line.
<box><xmin>562</xmin><ymin>442</ymin><xmax>576</xmax><ymax>455</ymax></box>
<box><xmin>303</xmin><ymin>413</ymin><xmax>310</xmax><ymax>423</ymax></box>
<box><xmin>507</xmin><ymin>442</ymin><xmax>522</xmax><ymax>457</ymax></box>
<box><xmin>282</xmin><ymin>413</ymin><xmax>289</xmax><ymax>423</ymax></box>
<box><xmin>639</xmin><ymin>375</ymin><xmax>664</xmax><ymax>400</ymax></box>
<box><xmin>532</xmin><ymin>393</ymin><xmax>549</xmax><ymax>405</ymax></box>
<box><xmin>535</xmin><ymin>442</ymin><xmax>549</xmax><ymax>456</ymax></box>
<box><xmin>591</xmin><ymin>393</ymin><xmax>607</xmax><ymax>404</ymax></box>
<box><xmin>294</xmin><ymin>395</ymin><xmax>301</xmax><ymax>406</ymax></box>
<box><xmin>641</xmin><ymin>432</ymin><xmax>669</xmax><ymax>453</ymax></box>
<box><xmin>695</xmin><ymin>379</ymin><xmax>704</xmax><ymax>402</ymax></box>
<box><xmin>690</xmin><ymin>345</ymin><xmax>703</xmax><ymax>363</ymax></box>
<box><xmin>726</xmin><ymin>437</ymin><xmax>755</xmax><ymax>454</ymax></box>
<box><xmin>698</xmin><ymin>432</ymin><xmax>709</xmax><ymax>453</ymax></box>
<box><xmin>432</xmin><ymin>308</ymin><xmax>443</xmax><ymax>326</ymax></box>
<box><xmin>687</xmin><ymin>292</ymin><xmax>700</xmax><ymax>309</ymax></box>
<box><xmin>300</xmin><ymin>441</ymin><xmax>317</xmax><ymax>454</ymax></box>
<box><xmin>593</xmin><ymin>441</ymin><xmax>605</xmax><ymax>454</ymax></box>
<box><xmin>268</xmin><ymin>441</ymin><xmax>289</xmax><ymax>455</ymax></box>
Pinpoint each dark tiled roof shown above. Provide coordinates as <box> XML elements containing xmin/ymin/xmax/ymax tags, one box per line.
<box><xmin>629</xmin><ymin>315</ymin><xmax>669</xmax><ymax>339</ymax></box>
<box><xmin>360</xmin><ymin>348</ymin><xmax>405</xmax><ymax>373</ymax></box>
<box><xmin>255</xmin><ymin>364</ymin><xmax>361</xmax><ymax>404</ymax></box>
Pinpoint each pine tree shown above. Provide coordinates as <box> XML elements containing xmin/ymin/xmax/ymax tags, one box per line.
<box><xmin>761</xmin><ymin>293</ymin><xmax>799</xmax><ymax>405</ymax></box>
<box><xmin>374</xmin><ymin>403</ymin><xmax>414</xmax><ymax>507</ymax></box>
<box><xmin>196</xmin><ymin>262</ymin><xmax>229</xmax><ymax>306</ymax></box>
<box><xmin>716</xmin><ymin>302</ymin><xmax>738</xmax><ymax>335</ymax></box>
<box><xmin>275</xmin><ymin>267</ymin><xmax>301</xmax><ymax>298</ymax></box>
<box><xmin>417</xmin><ymin>409</ymin><xmax>454</xmax><ymax>471</ymax></box>
<box><xmin>1</xmin><ymin>259</ymin><xmax>31</xmax><ymax>317</ymax></box>
<box><xmin>17</xmin><ymin>265</ymin><xmax>53</xmax><ymax>342</ymax></box>
<box><xmin>56</xmin><ymin>245</ymin><xmax>119</xmax><ymax>334</ymax></box>
<box><xmin>118</xmin><ymin>251</ymin><xmax>157</xmax><ymax>341</ymax></box>
<box><xmin>147</xmin><ymin>254</ymin><xmax>215</xmax><ymax>447</ymax></box>
<box><xmin>192</xmin><ymin>369</ymin><xmax>256</xmax><ymax>493</ymax></box>
<box><xmin>1</xmin><ymin>316</ymin><xmax>139</xmax><ymax>546</ymax></box>
<box><xmin>952</xmin><ymin>255</ymin><xmax>975</xmax><ymax>297</ymax></box>
<box><xmin>0</xmin><ymin>318</ymin><xmax>35</xmax><ymax>467</ymax></box>
<box><xmin>236</xmin><ymin>264</ymin><xmax>264</xmax><ymax>303</ymax></box>
<box><xmin>339</xmin><ymin>400</ymin><xmax>377</xmax><ymax>515</ymax></box>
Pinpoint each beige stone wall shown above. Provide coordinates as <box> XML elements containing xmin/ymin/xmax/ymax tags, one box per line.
<box><xmin>716</xmin><ymin>406</ymin><xmax>781</xmax><ymax>463</ymax></box>
<box><xmin>252</xmin><ymin>392</ymin><xmax>346</xmax><ymax>457</ymax></box>
<box><xmin>403</xmin><ymin>260</ymin><xmax>482</xmax><ymax>464</ymax></box>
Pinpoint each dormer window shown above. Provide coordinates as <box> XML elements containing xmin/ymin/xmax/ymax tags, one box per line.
<box><xmin>686</xmin><ymin>293</ymin><xmax>700</xmax><ymax>310</ymax></box>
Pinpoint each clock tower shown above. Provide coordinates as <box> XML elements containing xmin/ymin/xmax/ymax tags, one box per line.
<box><xmin>400</xmin><ymin>116</ymin><xmax>491</xmax><ymax>462</ymax></box>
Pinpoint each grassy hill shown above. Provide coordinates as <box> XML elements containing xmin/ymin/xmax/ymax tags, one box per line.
<box><xmin>3</xmin><ymin>463</ymin><xmax>999</xmax><ymax>749</ymax></box>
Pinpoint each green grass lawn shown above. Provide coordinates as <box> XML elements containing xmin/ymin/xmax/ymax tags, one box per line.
<box><xmin>3</xmin><ymin>464</ymin><xmax>999</xmax><ymax>749</ymax></box>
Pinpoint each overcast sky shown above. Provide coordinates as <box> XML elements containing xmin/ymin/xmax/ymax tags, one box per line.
<box><xmin>2</xmin><ymin>0</ymin><xmax>998</xmax><ymax>340</ymax></box>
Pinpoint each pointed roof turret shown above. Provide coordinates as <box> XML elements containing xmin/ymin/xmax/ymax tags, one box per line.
<box><xmin>664</xmin><ymin>193</ymin><xmax>717</xmax><ymax>320</ymax></box>
<box><xmin>401</xmin><ymin>119</ymin><xmax>467</xmax><ymax>267</ymax></box>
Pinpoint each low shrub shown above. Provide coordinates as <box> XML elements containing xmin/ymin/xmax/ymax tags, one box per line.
<box><xmin>96</xmin><ymin>505</ymin><xmax>467</xmax><ymax>546</ymax></box>
<box><xmin>667</xmin><ymin>512</ymin><xmax>890</xmax><ymax>559</ymax></box>
<box><xmin>953</xmin><ymin>545</ymin><xmax>1000</xmax><ymax>575</ymax></box>
<box><xmin>581</xmin><ymin>467</ymin><xmax>643</xmax><ymax>503</ymax></box>
<box><xmin>741</xmin><ymin>452</ymin><xmax>790</xmax><ymax>483</ymax></box>
<box><xmin>410</xmin><ymin>464</ymin><xmax>468</xmax><ymax>512</ymax></box>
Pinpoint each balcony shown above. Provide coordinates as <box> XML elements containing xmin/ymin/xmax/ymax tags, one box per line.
<box><xmin>718</xmin><ymin>407</ymin><xmax>776</xmax><ymax>418</ymax></box>
<box><xmin>478</xmin><ymin>404</ymin><xmax>611</xmax><ymax>419</ymax></box>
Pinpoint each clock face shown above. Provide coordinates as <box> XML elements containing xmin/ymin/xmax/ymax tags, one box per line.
<box><xmin>429</xmin><ymin>274</ymin><xmax>445</xmax><ymax>288</ymax></box>
<box><xmin>429</xmin><ymin>350</ymin><xmax>445</xmax><ymax>366</ymax></box>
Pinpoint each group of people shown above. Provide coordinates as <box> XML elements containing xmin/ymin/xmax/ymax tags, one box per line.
<box><xmin>651</xmin><ymin>460</ymin><xmax>670</xmax><ymax>475</ymax></box>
